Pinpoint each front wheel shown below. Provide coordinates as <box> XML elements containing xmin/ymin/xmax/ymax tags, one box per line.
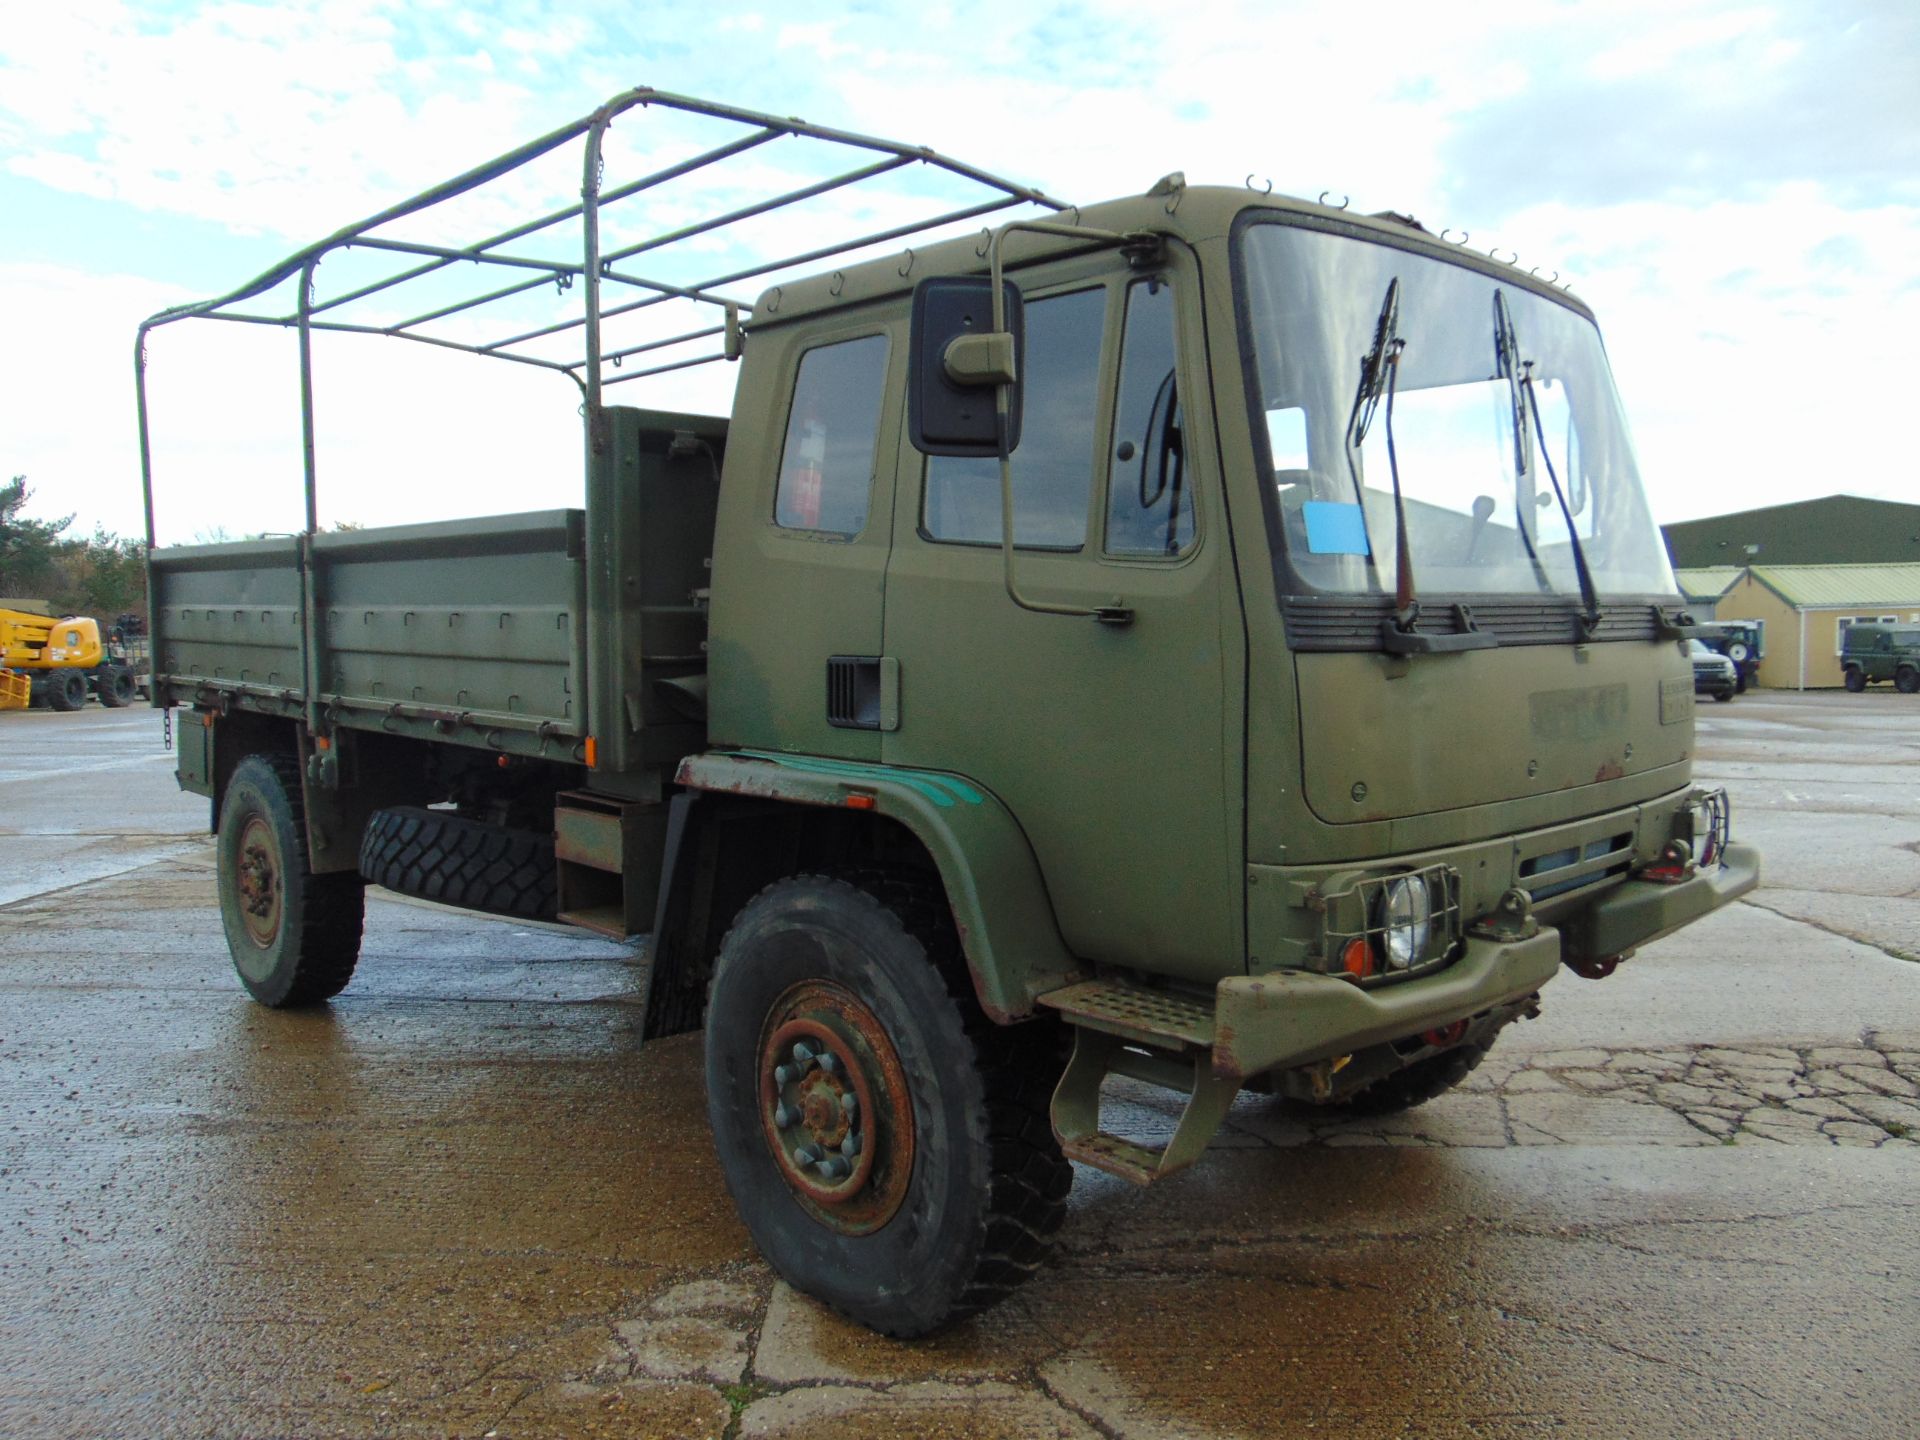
<box><xmin>704</xmin><ymin>875</ymin><xmax>1071</xmax><ymax>1336</ymax></box>
<box><xmin>45</xmin><ymin>670</ymin><xmax>87</xmax><ymax>711</ymax></box>
<box><xmin>1897</xmin><ymin>667</ymin><xmax>1920</xmax><ymax>695</ymax></box>
<box><xmin>1844</xmin><ymin>666</ymin><xmax>1867</xmax><ymax>693</ymax></box>
<box><xmin>217</xmin><ymin>753</ymin><xmax>365</xmax><ymax>1006</ymax></box>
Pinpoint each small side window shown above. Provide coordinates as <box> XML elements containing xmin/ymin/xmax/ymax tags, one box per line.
<box><xmin>774</xmin><ymin>335</ymin><xmax>890</xmax><ymax>536</ymax></box>
<box><xmin>1105</xmin><ymin>279</ymin><xmax>1194</xmax><ymax>557</ymax></box>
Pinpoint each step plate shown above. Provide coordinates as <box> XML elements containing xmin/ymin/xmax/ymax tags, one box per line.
<box><xmin>1040</xmin><ymin>980</ymin><xmax>1215</xmax><ymax>1050</ymax></box>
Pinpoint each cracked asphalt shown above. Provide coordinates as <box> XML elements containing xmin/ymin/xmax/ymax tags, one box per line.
<box><xmin>2</xmin><ymin>693</ymin><xmax>1917</xmax><ymax>1439</ymax></box>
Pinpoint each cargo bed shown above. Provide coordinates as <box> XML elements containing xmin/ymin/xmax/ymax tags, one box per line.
<box><xmin>150</xmin><ymin>509</ymin><xmax>589</xmax><ymax>762</ymax></box>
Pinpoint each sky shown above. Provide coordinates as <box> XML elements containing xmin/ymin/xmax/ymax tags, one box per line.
<box><xmin>1</xmin><ymin>0</ymin><xmax>1914</xmax><ymax>545</ymax></box>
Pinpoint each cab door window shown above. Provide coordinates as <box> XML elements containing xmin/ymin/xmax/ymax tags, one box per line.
<box><xmin>1104</xmin><ymin>278</ymin><xmax>1193</xmax><ymax>557</ymax></box>
<box><xmin>921</xmin><ymin>286</ymin><xmax>1105</xmax><ymax>548</ymax></box>
<box><xmin>774</xmin><ymin>335</ymin><xmax>890</xmax><ymax>536</ymax></box>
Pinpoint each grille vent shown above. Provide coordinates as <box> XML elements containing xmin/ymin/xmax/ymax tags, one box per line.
<box><xmin>826</xmin><ymin>655</ymin><xmax>882</xmax><ymax>730</ymax></box>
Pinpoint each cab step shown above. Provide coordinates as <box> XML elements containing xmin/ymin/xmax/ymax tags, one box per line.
<box><xmin>1038</xmin><ymin>979</ymin><xmax>1240</xmax><ymax>1187</ymax></box>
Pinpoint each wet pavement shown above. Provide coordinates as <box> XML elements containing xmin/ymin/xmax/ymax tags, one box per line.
<box><xmin>2</xmin><ymin>697</ymin><xmax>1917</xmax><ymax>1439</ymax></box>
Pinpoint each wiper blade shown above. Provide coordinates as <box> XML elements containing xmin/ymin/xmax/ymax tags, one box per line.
<box><xmin>1345</xmin><ymin>278</ymin><xmax>1419</xmax><ymax>621</ymax></box>
<box><xmin>1497</xmin><ymin>289</ymin><xmax>1602</xmax><ymax>635</ymax></box>
<box><xmin>1492</xmin><ymin>291</ymin><xmax>1546</xmax><ymax>573</ymax></box>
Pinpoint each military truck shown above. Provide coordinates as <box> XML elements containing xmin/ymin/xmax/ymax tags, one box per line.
<box><xmin>138</xmin><ymin>89</ymin><xmax>1759</xmax><ymax>1335</ymax></box>
<box><xmin>1840</xmin><ymin>623</ymin><xmax>1920</xmax><ymax>693</ymax></box>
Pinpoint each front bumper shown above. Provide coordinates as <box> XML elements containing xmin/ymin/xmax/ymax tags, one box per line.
<box><xmin>1562</xmin><ymin>840</ymin><xmax>1760</xmax><ymax>962</ymax></box>
<box><xmin>1211</xmin><ymin>841</ymin><xmax>1760</xmax><ymax>1082</ymax></box>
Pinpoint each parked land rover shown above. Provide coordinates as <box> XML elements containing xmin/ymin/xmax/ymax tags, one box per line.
<box><xmin>1841</xmin><ymin>623</ymin><xmax>1920</xmax><ymax>693</ymax></box>
<box><xmin>138</xmin><ymin>90</ymin><xmax>1759</xmax><ymax>1334</ymax></box>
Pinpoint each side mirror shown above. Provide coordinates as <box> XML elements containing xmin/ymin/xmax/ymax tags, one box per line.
<box><xmin>907</xmin><ymin>276</ymin><xmax>1024</xmax><ymax>457</ymax></box>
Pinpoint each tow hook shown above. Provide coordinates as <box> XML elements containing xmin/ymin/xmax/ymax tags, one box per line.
<box><xmin>1566</xmin><ymin>951</ymin><xmax>1628</xmax><ymax>980</ymax></box>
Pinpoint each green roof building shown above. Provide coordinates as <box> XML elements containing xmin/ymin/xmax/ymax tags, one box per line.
<box><xmin>1662</xmin><ymin>494</ymin><xmax>1920</xmax><ymax>570</ymax></box>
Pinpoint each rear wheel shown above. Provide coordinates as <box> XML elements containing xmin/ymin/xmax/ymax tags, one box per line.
<box><xmin>45</xmin><ymin>670</ymin><xmax>87</xmax><ymax>711</ymax></box>
<box><xmin>1897</xmin><ymin>666</ymin><xmax>1920</xmax><ymax>695</ymax></box>
<box><xmin>217</xmin><ymin>753</ymin><xmax>364</xmax><ymax>1006</ymax></box>
<box><xmin>704</xmin><ymin>874</ymin><xmax>1071</xmax><ymax>1336</ymax></box>
<box><xmin>96</xmin><ymin>666</ymin><xmax>135</xmax><ymax>707</ymax></box>
<box><xmin>1844</xmin><ymin>666</ymin><xmax>1867</xmax><ymax>693</ymax></box>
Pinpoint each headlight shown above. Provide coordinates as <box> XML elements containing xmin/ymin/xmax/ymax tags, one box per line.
<box><xmin>1378</xmin><ymin>874</ymin><xmax>1432</xmax><ymax>970</ymax></box>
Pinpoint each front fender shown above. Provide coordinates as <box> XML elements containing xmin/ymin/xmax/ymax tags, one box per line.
<box><xmin>676</xmin><ymin>750</ymin><xmax>1085</xmax><ymax>1020</ymax></box>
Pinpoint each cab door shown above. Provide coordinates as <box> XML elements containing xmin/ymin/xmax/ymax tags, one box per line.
<box><xmin>707</xmin><ymin>320</ymin><xmax>899</xmax><ymax>759</ymax></box>
<box><xmin>880</xmin><ymin>255</ymin><xmax>1244</xmax><ymax>981</ymax></box>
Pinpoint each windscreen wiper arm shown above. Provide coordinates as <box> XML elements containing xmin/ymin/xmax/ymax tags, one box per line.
<box><xmin>1349</xmin><ymin>280</ymin><xmax>1495</xmax><ymax>655</ymax></box>
<box><xmin>1496</xmin><ymin>291</ymin><xmax>1603</xmax><ymax>636</ymax></box>
<box><xmin>1493</xmin><ymin>291</ymin><xmax>1548</xmax><ymax>574</ymax></box>
<box><xmin>1345</xmin><ymin>278</ymin><xmax>1418</xmax><ymax>620</ymax></box>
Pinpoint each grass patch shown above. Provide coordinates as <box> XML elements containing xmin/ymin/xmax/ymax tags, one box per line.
<box><xmin>721</xmin><ymin>1382</ymin><xmax>771</xmax><ymax>1436</ymax></box>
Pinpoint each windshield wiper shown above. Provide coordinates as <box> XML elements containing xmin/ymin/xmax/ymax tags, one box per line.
<box><xmin>1496</xmin><ymin>290</ymin><xmax>1602</xmax><ymax>636</ymax></box>
<box><xmin>1345</xmin><ymin>278</ymin><xmax>1417</xmax><ymax>618</ymax></box>
<box><xmin>1492</xmin><ymin>291</ymin><xmax>1549</xmax><ymax>577</ymax></box>
<box><xmin>1350</xmin><ymin>279</ymin><xmax>1494</xmax><ymax>655</ymax></box>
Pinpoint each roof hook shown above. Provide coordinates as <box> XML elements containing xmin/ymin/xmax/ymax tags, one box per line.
<box><xmin>1245</xmin><ymin>174</ymin><xmax>1273</xmax><ymax>195</ymax></box>
<box><xmin>1146</xmin><ymin>172</ymin><xmax>1186</xmax><ymax>215</ymax></box>
<box><xmin>1489</xmin><ymin>247</ymin><xmax>1519</xmax><ymax>265</ymax></box>
<box><xmin>897</xmin><ymin>248</ymin><xmax>915</xmax><ymax>278</ymax></box>
<box><xmin>1441</xmin><ymin>228</ymin><xmax>1470</xmax><ymax>246</ymax></box>
<box><xmin>1318</xmin><ymin>191</ymin><xmax>1349</xmax><ymax>210</ymax></box>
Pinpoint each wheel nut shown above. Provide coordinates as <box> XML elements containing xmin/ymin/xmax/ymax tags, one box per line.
<box><xmin>839</xmin><ymin>1092</ymin><xmax>858</xmax><ymax>1117</ymax></box>
<box><xmin>794</xmin><ymin>1143</ymin><xmax>822</xmax><ymax>1165</ymax></box>
<box><xmin>817</xmin><ymin>1050</ymin><xmax>840</xmax><ymax>1074</ymax></box>
<box><xmin>840</xmin><ymin>1132</ymin><xmax>861</xmax><ymax>1157</ymax></box>
<box><xmin>773</xmin><ymin>1104</ymin><xmax>796</xmax><ymax>1129</ymax></box>
<box><xmin>817</xmin><ymin>1155</ymin><xmax>851</xmax><ymax>1180</ymax></box>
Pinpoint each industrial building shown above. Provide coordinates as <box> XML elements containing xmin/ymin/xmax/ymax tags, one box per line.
<box><xmin>1663</xmin><ymin>494</ymin><xmax>1920</xmax><ymax>570</ymax></box>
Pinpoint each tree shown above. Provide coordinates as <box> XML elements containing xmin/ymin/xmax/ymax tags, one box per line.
<box><xmin>0</xmin><ymin>477</ymin><xmax>74</xmax><ymax>597</ymax></box>
<box><xmin>63</xmin><ymin>528</ymin><xmax>147</xmax><ymax>616</ymax></box>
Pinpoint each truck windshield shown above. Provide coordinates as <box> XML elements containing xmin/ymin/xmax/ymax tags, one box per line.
<box><xmin>1237</xmin><ymin>219</ymin><xmax>1677</xmax><ymax>602</ymax></box>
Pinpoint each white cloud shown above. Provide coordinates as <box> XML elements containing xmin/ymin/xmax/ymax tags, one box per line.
<box><xmin>1</xmin><ymin>0</ymin><xmax>1912</xmax><ymax>539</ymax></box>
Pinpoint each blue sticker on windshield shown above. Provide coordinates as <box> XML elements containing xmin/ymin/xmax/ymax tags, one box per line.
<box><xmin>1302</xmin><ymin>501</ymin><xmax>1369</xmax><ymax>556</ymax></box>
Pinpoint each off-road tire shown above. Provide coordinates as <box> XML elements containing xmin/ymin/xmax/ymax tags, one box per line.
<box><xmin>217</xmin><ymin>752</ymin><xmax>364</xmax><ymax>1007</ymax></box>
<box><xmin>45</xmin><ymin>670</ymin><xmax>87</xmax><ymax>711</ymax></box>
<box><xmin>1897</xmin><ymin>667</ymin><xmax>1920</xmax><ymax>695</ymax></box>
<box><xmin>1844</xmin><ymin>666</ymin><xmax>1867</xmax><ymax>693</ymax></box>
<box><xmin>96</xmin><ymin>666</ymin><xmax>135</xmax><ymax>707</ymax></box>
<box><xmin>1713</xmin><ymin>688</ymin><xmax>1735</xmax><ymax>702</ymax></box>
<box><xmin>704</xmin><ymin>873</ymin><xmax>1072</xmax><ymax>1337</ymax></box>
<box><xmin>358</xmin><ymin>806</ymin><xmax>557</xmax><ymax>921</ymax></box>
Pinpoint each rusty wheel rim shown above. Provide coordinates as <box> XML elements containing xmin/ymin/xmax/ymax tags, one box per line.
<box><xmin>235</xmin><ymin>814</ymin><xmax>283</xmax><ymax>950</ymax></box>
<box><xmin>758</xmin><ymin>980</ymin><xmax>914</xmax><ymax>1235</ymax></box>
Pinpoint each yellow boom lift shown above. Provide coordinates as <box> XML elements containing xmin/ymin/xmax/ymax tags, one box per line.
<box><xmin>0</xmin><ymin>608</ymin><xmax>138</xmax><ymax>711</ymax></box>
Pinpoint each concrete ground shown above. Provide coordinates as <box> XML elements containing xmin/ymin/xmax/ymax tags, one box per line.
<box><xmin>1</xmin><ymin>694</ymin><xmax>1916</xmax><ymax>1439</ymax></box>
